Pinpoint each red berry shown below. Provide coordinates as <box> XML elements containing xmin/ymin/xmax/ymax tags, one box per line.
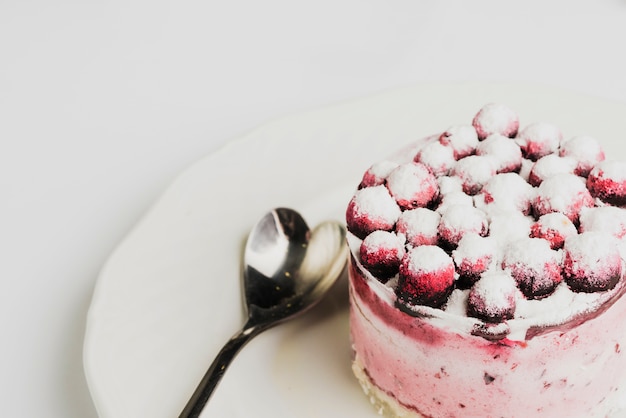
<box><xmin>438</xmin><ymin>205</ymin><xmax>488</xmax><ymax>248</ymax></box>
<box><xmin>586</xmin><ymin>161</ymin><xmax>626</xmax><ymax>206</ymax></box>
<box><xmin>386</xmin><ymin>162</ymin><xmax>439</xmax><ymax>210</ymax></box>
<box><xmin>559</xmin><ymin>135</ymin><xmax>605</xmax><ymax>177</ymax></box>
<box><xmin>396</xmin><ymin>208</ymin><xmax>441</xmax><ymax>247</ymax></box>
<box><xmin>438</xmin><ymin>125</ymin><xmax>479</xmax><ymax>159</ymax></box>
<box><xmin>452</xmin><ymin>233</ymin><xmax>496</xmax><ymax>287</ymax></box>
<box><xmin>515</xmin><ymin>122</ymin><xmax>562</xmax><ymax>161</ymax></box>
<box><xmin>501</xmin><ymin>238</ymin><xmax>563</xmax><ymax>299</ymax></box>
<box><xmin>397</xmin><ymin>245</ymin><xmax>456</xmax><ymax>308</ymax></box>
<box><xmin>530</xmin><ymin>213</ymin><xmax>577</xmax><ymax>250</ymax></box>
<box><xmin>528</xmin><ymin>154</ymin><xmax>577</xmax><ymax>187</ymax></box>
<box><xmin>563</xmin><ymin>232</ymin><xmax>623</xmax><ymax>293</ymax></box>
<box><xmin>533</xmin><ymin>173</ymin><xmax>594</xmax><ymax>223</ymax></box>
<box><xmin>472</xmin><ymin>103</ymin><xmax>519</xmax><ymax>140</ymax></box>
<box><xmin>579</xmin><ymin>206</ymin><xmax>626</xmax><ymax>239</ymax></box>
<box><xmin>359</xmin><ymin>230</ymin><xmax>406</xmax><ymax>281</ymax></box>
<box><xmin>415</xmin><ymin>140</ymin><xmax>455</xmax><ymax>176</ymax></box>
<box><xmin>475</xmin><ymin>133</ymin><xmax>522</xmax><ymax>173</ymax></box>
<box><xmin>359</xmin><ymin>160</ymin><xmax>399</xmax><ymax>188</ymax></box>
<box><xmin>467</xmin><ymin>271</ymin><xmax>517</xmax><ymax>323</ymax></box>
<box><xmin>475</xmin><ymin>172</ymin><xmax>534</xmax><ymax>216</ymax></box>
<box><xmin>346</xmin><ymin>185</ymin><xmax>401</xmax><ymax>239</ymax></box>
<box><xmin>452</xmin><ymin>155</ymin><xmax>497</xmax><ymax>195</ymax></box>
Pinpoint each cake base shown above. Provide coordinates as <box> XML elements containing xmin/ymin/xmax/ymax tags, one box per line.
<box><xmin>352</xmin><ymin>354</ymin><xmax>425</xmax><ymax>418</ymax></box>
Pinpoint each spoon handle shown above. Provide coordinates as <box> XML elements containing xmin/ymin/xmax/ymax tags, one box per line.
<box><xmin>178</xmin><ymin>326</ymin><xmax>260</xmax><ymax>418</ymax></box>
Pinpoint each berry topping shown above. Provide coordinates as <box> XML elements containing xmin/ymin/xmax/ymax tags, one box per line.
<box><xmin>579</xmin><ymin>206</ymin><xmax>626</xmax><ymax>239</ymax></box>
<box><xmin>485</xmin><ymin>211</ymin><xmax>532</xmax><ymax>245</ymax></box>
<box><xmin>386</xmin><ymin>162</ymin><xmax>439</xmax><ymax>210</ymax></box>
<box><xmin>346</xmin><ymin>185</ymin><xmax>401</xmax><ymax>239</ymax></box>
<box><xmin>414</xmin><ymin>140</ymin><xmax>456</xmax><ymax>176</ymax></box>
<box><xmin>501</xmin><ymin>238</ymin><xmax>563</xmax><ymax>299</ymax></box>
<box><xmin>515</xmin><ymin>122</ymin><xmax>562</xmax><ymax>161</ymax></box>
<box><xmin>559</xmin><ymin>135</ymin><xmax>605</xmax><ymax>177</ymax></box>
<box><xmin>452</xmin><ymin>155</ymin><xmax>498</xmax><ymax>195</ymax></box>
<box><xmin>359</xmin><ymin>230</ymin><xmax>406</xmax><ymax>281</ymax></box>
<box><xmin>533</xmin><ymin>173</ymin><xmax>594</xmax><ymax>223</ymax></box>
<box><xmin>397</xmin><ymin>245</ymin><xmax>456</xmax><ymax>308</ymax></box>
<box><xmin>396</xmin><ymin>208</ymin><xmax>441</xmax><ymax>246</ymax></box>
<box><xmin>347</xmin><ymin>103</ymin><xmax>626</xmax><ymax>326</ymax></box>
<box><xmin>475</xmin><ymin>133</ymin><xmax>523</xmax><ymax>173</ymax></box>
<box><xmin>438</xmin><ymin>125</ymin><xmax>479</xmax><ymax>159</ymax></box>
<box><xmin>452</xmin><ymin>233</ymin><xmax>497</xmax><ymax>287</ymax></box>
<box><xmin>528</xmin><ymin>154</ymin><xmax>577</xmax><ymax>187</ymax></box>
<box><xmin>472</xmin><ymin>103</ymin><xmax>519</xmax><ymax>140</ymax></box>
<box><xmin>467</xmin><ymin>271</ymin><xmax>517</xmax><ymax>323</ymax></box>
<box><xmin>436</xmin><ymin>191</ymin><xmax>474</xmax><ymax>215</ymax></box>
<box><xmin>475</xmin><ymin>172</ymin><xmax>535</xmax><ymax>216</ymax></box>
<box><xmin>586</xmin><ymin>161</ymin><xmax>626</xmax><ymax>206</ymax></box>
<box><xmin>359</xmin><ymin>160</ymin><xmax>399</xmax><ymax>188</ymax></box>
<box><xmin>530</xmin><ymin>213</ymin><xmax>577</xmax><ymax>250</ymax></box>
<box><xmin>438</xmin><ymin>205</ymin><xmax>488</xmax><ymax>248</ymax></box>
<box><xmin>563</xmin><ymin>232</ymin><xmax>623</xmax><ymax>293</ymax></box>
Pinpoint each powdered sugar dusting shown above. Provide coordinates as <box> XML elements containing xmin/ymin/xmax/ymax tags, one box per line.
<box><xmin>386</xmin><ymin>162</ymin><xmax>439</xmax><ymax>209</ymax></box>
<box><xmin>346</xmin><ymin>102</ymin><xmax>626</xmax><ymax>339</ymax></box>
<box><xmin>515</xmin><ymin>122</ymin><xmax>563</xmax><ymax>160</ymax></box>
<box><xmin>452</xmin><ymin>155</ymin><xmax>497</xmax><ymax>195</ymax></box>
<box><xmin>472</xmin><ymin>103</ymin><xmax>519</xmax><ymax>139</ymax></box>
<box><xmin>439</xmin><ymin>125</ymin><xmax>479</xmax><ymax>159</ymax></box>
<box><xmin>559</xmin><ymin>135</ymin><xmax>605</xmax><ymax>176</ymax></box>
<box><xmin>396</xmin><ymin>208</ymin><xmax>440</xmax><ymax>246</ymax></box>
<box><xmin>528</xmin><ymin>154</ymin><xmax>577</xmax><ymax>186</ymax></box>
<box><xmin>476</xmin><ymin>133</ymin><xmax>523</xmax><ymax>173</ymax></box>
<box><xmin>580</xmin><ymin>206</ymin><xmax>626</xmax><ymax>238</ymax></box>
<box><xmin>415</xmin><ymin>140</ymin><xmax>456</xmax><ymax>176</ymax></box>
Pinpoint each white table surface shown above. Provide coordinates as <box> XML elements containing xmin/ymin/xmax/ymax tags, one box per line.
<box><xmin>2</xmin><ymin>1</ymin><xmax>626</xmax><ymax>417</ymax></box>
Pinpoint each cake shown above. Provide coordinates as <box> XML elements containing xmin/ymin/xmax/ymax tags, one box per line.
<box><xmin>346</xmin><ymin>103</ymin><xmax>626</xmax><ymax>418</ymax></box>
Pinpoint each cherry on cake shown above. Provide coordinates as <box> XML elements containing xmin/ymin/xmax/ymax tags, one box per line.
<box><xmin>346</xmin><ymin>103</ymin><xmax>626</xmax><ymax>418</ymax></box>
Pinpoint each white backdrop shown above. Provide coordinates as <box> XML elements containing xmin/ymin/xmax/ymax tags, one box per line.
<box><xmin>1</xmin><ymin>1</ymin><xmax>626</xmax><ymax>417</ymax></box>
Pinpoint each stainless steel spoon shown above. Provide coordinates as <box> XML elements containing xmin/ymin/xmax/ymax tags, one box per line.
<box><xmin>179</xmin><ymin>208</ymin><xmax>348</xmax><ymax>418</ymax></box>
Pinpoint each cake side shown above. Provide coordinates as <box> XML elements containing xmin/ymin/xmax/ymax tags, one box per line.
<box><xmin>350</xmin><ymin>254</ymin><xmax>626</xmax><ymax>418</ymax></box>
<box><xmin>346</xmin><ymin>103</ymin><xmax>626</xmax><ymax>418</ymax></box>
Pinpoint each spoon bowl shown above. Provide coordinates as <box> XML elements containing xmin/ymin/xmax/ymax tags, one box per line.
<box><xmin>179</xmin><ymin>208</ymin><xmax>348</xmax><ymax>418</ymax></box>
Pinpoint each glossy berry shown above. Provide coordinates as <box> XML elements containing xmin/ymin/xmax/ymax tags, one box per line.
<box><xmin>533</xmin><ymin>173</ymin><xmax>594</xmax><ymax>223</ymax></box>
<box><xmin>397</xmin><ymin>245</ymin><xmax>455</xmax><ymax>308</ymax></box>
<box><xmin>530</xmin><ymin>213</ymin><xmax>577</xmax><ymax>250</ymax></box>
<box><xmin>501</xmin><ymin>238</ymin><xmax>563</xmax><ymax>299</ymax></box>
<box><xmin>359</xmin><ymin>230</ymin><xmax>406</xmax><ymax>281</ymax></box>
<box><xmin>395</xmin><ymin>208</ymin><xmax>441</xmax><ymax>247</ymax></box>
<box><xmin>475</xmin><ymin>172</ymin><xmax>535</xmax><ymax>216</ymax></box>
<box><xmin>359</xmin><ymin>160</ymin><xmax>399</xmax><ymax>188</ymax></box>
<box><xmin>563</xmin><ymin>232</ymin><xmax>623</xmax><ymax>293</ymax></box>
<box><xmin>586</xmin><ymin>161</ymin><xmax>626</xmax><ymax>206</ymax></box>
<box><xmin>346</xmin><ymin>185</ymin><xmax>401</xmax><ymax>239</ymax></box>
<box><xmin>515</xmin><ymin>122</ymin><xmax>562</xmax><ymax>161</ymax></box>
<box><xmin>475</xmin><ymin>133</ymin><xmax>523</xmax><ymax>174</ymax></box>
<box><xmin>579</xmin><ymin>206</ymin><xmax>626</xmax><ymax>239</ymax></box>
<box><xmin>438</xmin><ymin>125</ymin><xmax>479</xmax><ymax>159</ymax></box>
<box><xmin>559</xmin><ymin>135</ymin><xmax>605</xmax><ymax>177</ymax></box>
<box><xmin>438</xmin><ymin>205</ymin><xmax>488</xmax><ymax>248</ymax></box>
<box><xmin>386</xmin><ymin>162</ymin><xmax>439</xmax><ymax>210</ymax></box>
<box><xmin>414</xmin><ymin>140</ymin><xmax>456</xmax><ymax>177</ymax></box>
<box><xmin>452</xmin><ymin>233</ymin><xmax>496</xmax><ymax>287</ymax></box>
<box><xmin>528</xmin><ymin>154</ymin><xmax>577</xmax><ymax>187</ymax></box>
<box><xmin>451</xmin><ymin>155</ymin><xmax>497</xmax><ymax>195</ymax></box>
<box><xmin>472</xmin><ymin>103</ymin><xmax>519</xmax><ymax>140</ymax></box>
<box><xmin>467</xmin><ymin>271</ymin><xmax>517</xmax><ymax>323</ymax></box>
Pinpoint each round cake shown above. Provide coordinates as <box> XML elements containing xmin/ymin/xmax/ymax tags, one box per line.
<box><xmin>346</xmin><ymin>103</ymin><xmax>626</xmax><ymax>418</ymax></box>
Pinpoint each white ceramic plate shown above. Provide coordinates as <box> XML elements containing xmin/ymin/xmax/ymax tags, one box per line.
<box><xmin>84</xmin><ymin>82</ymin><xmax>626</xmax><ymax>418</ymax></box>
